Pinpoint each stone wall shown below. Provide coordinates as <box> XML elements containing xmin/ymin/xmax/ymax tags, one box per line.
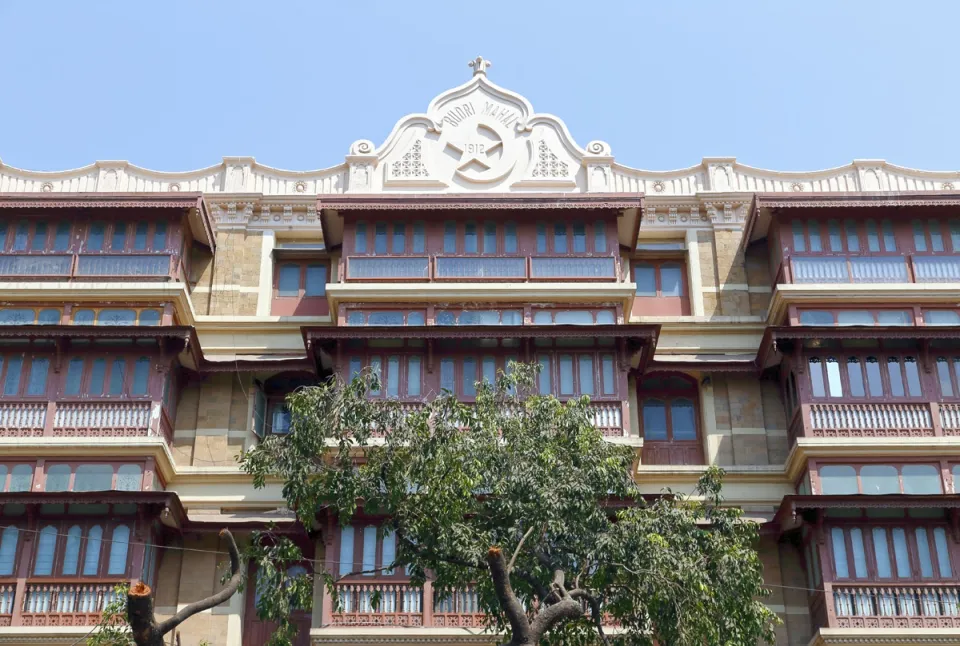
<box><xmin>707</xmin><ymin>375</ymin><xmax>788</xmax><ymax>466</ymax></box>
<box><xmin>172</xmin><ymin>373</ymin><xmax>252</xmax><ymax>466</ymax></box>
<box><xmin>207</xmin><ymin>230</ymin><xmax>265</xmax><ymax>316</ymax></box>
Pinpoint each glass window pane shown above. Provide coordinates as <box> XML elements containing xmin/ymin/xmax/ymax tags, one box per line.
<box><xmin>596</xmin><ymin>311</ymin><xmax>615</xmax><ymax>325</ymax></box>
<box><xmin>89</xmin><ymin>358</ymin><xmax>106</xmax><ymax>395</ymax></box>
<box><xmin>109</xmin><ymin>358</ymin><xmax>126</xmax><ymax>395</ymax></box>
<box><xmin>634</xmin><ymin>264</ymin><xmax>656</xmax><ymax>296</ymax></box>
<box><xmin>901</xmin><ymin>465</ymin><xmax>941</xmax><ymax>494</ymax></box>
<box><xmin>278</xmin><ymin>264</ymin><xmax>300</xmax><ymax>297</ymax></box>
<box><xmin>873</xmin><ymin>528</ymin><xmax>892</xmax><ymax>578</ymax></box>
<box><xmin>892</xmin><ymin>528</ymin><xmax>911</xmax><ymax>578</ymax></box>
<box><xmin>601</xmin><ymin>355</ymin><xmax>615</xmax><ymax>395</ymax></box>
<box><xmin>0</xmin><ymin>527</ymin><xmax>18</xmax><ymax>576</ymax></box>
<box><xmin>536</xmin><ymin>223</ymin><xmax>546</xmax><ymax>253</ymax></box>
<box><xmin>111</xmin><ymin>223</ymin><xmax>126</xmax><ymax>251</ymax></box>
<box><xmin>926</xmin><ymin>310</ymin><xmax>960</xmax><ymax>325</ymax></box>
<box><xmin>374</xmin><ymin>222</ymin><xmax>387</xmax><ymax>254</ymax></box>
<box><xmin>850</xmin><ymin>528</ymin><xmax>868</xmax><ymax>578</ymax></box>
<box><xmin>30</xmin><ymin>222</ymin><xmax>47</xmax><ymax>251</ymax></box>
<box><xmin>482</xmin><ymin>356</ymin><xmax>496</xmax><ymax>386</ymax></box>
<box><xmin>34</xmin><ymin>526</ymin><xmax>57</xmax><ymax>575</ymax></box>
<box><xmin>464</xmin><ymin>222</ymin><xmax>477</xmax><ymax>254</ymax></box>
<box><xmin>844</xmin><ymin>220</ymin><xmax>860</xmax><ymax>252</ymax></box>
<box><xmin>12</xmin><ymin>222</ymin><xmax>28</xmax><ymax>251</ymax></box>
<box><xmin>392</xmin><ymin>223</ymin><xmax>405</xmax><ymax>254</ymax></box>
<box><xmin>930</xmin><ymin>219</ymin><xmax>944</xmax><ymax>251</ymax></box>
<box><xmin>382</xmin><ymin>530</ymin><xmax>396</xmax><ymax>575</ymax></box>
<box><xmin>887</xmin><ymin>358</ymin><xmax>905</xmax><ymax>397</ymax></box>
<box><xmin>99</xmin><ymin>309</ymin><xmax>137</xmax><ymax>326</ymax></box>
<box><xmin>538</xmin><ymin>356</ymin><xmax>552</xmax><ymax>394</ymax></box>
<box><xmin>116</xmin><ymin>465</ymin><xmax>142</xmax><ymax>492</ymax></box>
<box><xmin>904</xmin><ymin>357</ymin><xmax>922</xmax><ymax>397</ymax></box>
<box><xmin>865</xmin><ymin>357</ymin><xmax>883</xmax><ymax>397</ymax></box>
<box><xmin>881</xmin><ymin>219</ymin><xmax>896</xmax><ymax>251</ymax></box>
<box><xmin>132</xmin><ymin>357</ymin><xmax>150</xmax><ymax>395</ymax></box>
<box><xmin>134</xmin><ymin>222</ymin><xmax>148</xmax><ymax>251</ymax></box>
<box><xmin>828</xmin><ymin>220</ymin><xmax>842</xmax><ymax>252</ymax></box>
<box><xmin>407</xmin><ymin>311</ymin><xmax>425</xmax><ymax>325</ymax></box>
<box><xmin>45</xmin><ymin>464</ymin><xmax>71</xmax><ymax>492</ymax></box>
<box><xmin>440</xmin><ymin>358</ymin><xmax>455</xmax><ymax>392</ymax></box>
<box><xmin>108</xmin><ymin>525</ymin><xmax>130</xmax><ymax>575</ymax></box>
<box><xmin>73</xmin><ymin>309</ymin><xmax>95</xmax><ymax>325</ymax></box>
<box><xmin>825</xmin><ymin>358</ymin><xmax>843</xmax><ymax>397</ymax></box>
<box><xmin>386</xmin><ymin>356</ymin><xmax>400</xmax><ymax>398</ymax></box>
<box><xmin>407</xmin><ymin>356</ymin><xmax>421</xmax><ymax>397</ymax></box>
<box><xmin>951</xmin><ymin>220</ymin><xmax>960</xmax><ymax>252</ymax></box>
<box><xmin>861</xmin><ymin>465</ymin><xmax>900</xmax><ymax>494</ymax></box>
<box><xmin>10</xmin><ymin>465</ymin><xmax>32</xmax><ymax>492</ymax></box>
<box><xmin>831</xmin><ymin>528</ymin><xmax>849</xmax><ymax>578</ymax></box>
<box><xmin>554</xmin><ymin>223</ymin><xmax>567</xmax><ymax>253</ymax></box>
<box><xmin>305</xmin><ymin>265</ymin><xmax>326</xmax><ymax>296</ymax></box>
<box><xmin>361</xmin><ymin>526</ymin><xmax>376</xmax><ymax>574</ymax></box>
<box><xmin>349</xmin><ymin>357</ymin><xmax>362</xmax><ymax>382</ymax></box>
<box><xmin>820</xmin><ymin>465</ymin><xmax>858</xmax><ymax>495</ymax></box>
<box><xmin>533</xmin><ymin>311</ymin><xmax>552</xmax><ymax>325</ymax></box>
<box><xmin>916</xmin><ymin>528</ymin><xmax>934</xmax><ymax>578</ymax></box>
<box><xmin>36</xmin><ymin>308</ymin><xmax>59</xmax><ymax>325</ymax></box>
<box><xmin>938</xmin><ymin>358</ymin><xmax>954</xmax><ymax>397</ymax></box>
<box><xmin>572</xmin><ymin>222</ymin><xmax>586</xmax><ymax>253</ymax></box>
<box><xmin>62</xmin><ymin>526</ymin><xmax>82</xmax><ymax>576</ymax></box>
<box><xmin>558</xmin><ymin>355</ymin><xmax>574</xmax><ymax>395</ymax></box>
<box><xmin>462</xmin><ymin>357</ymin><xmax>477</xmax><ymax>396</ymax></box>
<box><xmin>877</xmin><ymin>310</ymin><xmax>912</xmax><ymax>326</ymax></box>
<box><xmin>847</xmin><ymin>358</ymin><xmax>865</xmax><ymax>397</ymax></box>
<box><xmin>63</xmin><ymin>358</ymin><xmax>83</xmax><ymax>395</ymax></box>
<box><xmin>412</xmin><ymin>222</ymin><xmax>425</xmax><ymax>254</ymax></box>
<box><xmin>934</xmin><ymin>528</ymin><xmax>952</xmax><ymax>578</ymax></box>
<box><xmin>138</xmin><ymin>309</ymin><xmax>161</xmax><ymax>326</ymax></box>
<box><xmin>271</xmin><ymin>405</ymin><xmax>291</xmax><ymax>434</ymax></box>
<box><xmin>836</xmin><ymin>311</ymin><xmax>874</xmax><ymax>326</ymax></box>
<box><xmin>443</xmin><ymin>222</ymin><xmax>456</xmax><ymax>254</ymax></box>
<box><xmin>355</xmin><ymin>222</ymin><xmax>367</xmax><ymax>253</ymax></box>
<box><xmin>799</xmin><ymin>311</ymin><xmax>835</xmax><ymax>325</ymax></box>
<box><xmin>74</xmin><ymin>465</ymin><xmax>113</xmax><ymax>491</ymax></box>
<box><xmin>660</xmin><ymin>264</ymin><xmax>682</xmax><ymax>297</ymax></box>
<box><xmin>153</xmin><ymin>222</ymin><xmax>167</xmax><ymax>250</ymax></box>
<box><xmin>370</xmin><ymin>357</ymin><xmax>382</xmax><ymax>396</ymax></box>
<box><xmin>807</xmin><ymin>220</ymin><xmax>822</xmax><ymax>252</ymax></box>
<box><xmin>808</xmin><ymin>358</ymin><xmax>825</xmax><ymax>398</ymax></box>
<box><xmin>670</xmin><ymin>398</ymin><xmax>697</xmax><ymax>440</ymax></box>
<box><xmin>87</xmin><ymin>222</ymin><xmax>105</xmax><ymax>251</ymax></box>
<box><xmin>792</xmin><ymin>220</ymin><xmax>806</xmax><ymax>252</ymax></box>
<box><xmin>0</xmin><ymin>308</ymin><xmax>35</xmax><ymax>325</ymax></box>
<box><xmin>367</xmin><ymin>311</ymin><xmax>404</xmax><ymax>326</ymax></box>
<box><xmin>594</xmin><ymin>221</ymin><xmax>607</xmax><ymax>253</ymax></box>
<box><xmin>504</xmin><ymin>222</ymin><xmax>517</xmax><ymax>253</ymax></box>
<box><xmin>3</xmin><ymin>356</ymin><xmax>22</xmax><ymax>396</ymax></box>
<box><xmin>554</xmin><ymin>311</ymin><xmax>594</xmax><ymax>325</ymax></box>
<box><xmin>913</xmin><ymin>220</ymin><xmax>927</xmax><ymax>251</ymax></box>
<box><xmin>578</xmin><ymin>355</ymin><xmax>594</xmax><ymax>395</ymax></box>
<box><xmin>502</xmin><ymin>310</ymin><xmax>523</xmax><ymax>325</ymax></box>
<box><xmin>338</xmin><ymin>526</ymin><xmax>354</xmax><ymax>576</ymax></box>
<box><xmin>54</xmin><ymin>222</ymin><xmax>71</xmax><ymax>251</ymax></box>
<box><xmin>866</xmin><ymin>219</ymin><xmax>880</xmax><ymax>252</ymax></box>
<box><xmin>483</xmin><ymin>222</ymin><xmax>496</xmax><ymax>253</ymax></box>
<box><xmin>26</xmin><ymin>358</ymin><xmax>49</xmax><ymax>396</ymax></box>
<box><xmin>642</xmin><ymin>399</ymin><xmax>667</xmax><ymax>440</ymax></box>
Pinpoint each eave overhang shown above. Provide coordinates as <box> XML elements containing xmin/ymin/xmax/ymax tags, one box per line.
<box><xmin>775</xmin><ymin>493</ymin><xmax>960</xmax><ymax>536</ymax></box>
<box><xmin>742</xmin><ymin>190</ymin><xmax>960</xmax><ymax>248</ymax></box>
<box><xmin>0</xmin><ymin>192</ymin><xmax>216</xmax><ymax>251</ymax></box>
<box><xmin>767</xmin><ymin>283</ymin><xmax>960</xmax><ymax>326</ymax></box>
<box><xmin>0</xmin><ymin>490</ymin><xmax>186</xmax><ymax>529</ymax></box>
<box><xmin>317</xmin><ymin>193</ymin><xmax>644</xmax><ymax>251</ymax></box>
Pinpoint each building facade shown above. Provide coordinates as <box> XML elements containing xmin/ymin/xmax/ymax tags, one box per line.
<box><xmin>0</xmin><ymin>59</ymin><xmax>959</xmax><ymax>646</ymax></box>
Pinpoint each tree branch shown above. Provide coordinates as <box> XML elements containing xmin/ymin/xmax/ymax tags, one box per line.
<box><xmin>487</xmin><ymin>547</ymin><xmax>531</xmax><ymax>645</ymax></box>
<box><xmin>507</xmin><ymin>526</ymin><xmax>536</xmax><ymax>574</ymax></box>
<box><xmin>128</xmin><ymin>529</ymin><xmax>242</xmax><ymax>646</ymax></box>
<box><xmin>569</xmin><ymin>589</ymin><xmax>609</xmax><ymax>646</ymax></box>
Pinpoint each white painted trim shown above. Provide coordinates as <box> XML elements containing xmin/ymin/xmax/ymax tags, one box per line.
<box><xmin>685</xmin><ymin>229</ymin><xmax>705</xmax><ymax>317</ymax></box>
<box><xmin>257</xmin><ymin>230</ymin><xmax>276</xmax><ymax>316</ymax></box>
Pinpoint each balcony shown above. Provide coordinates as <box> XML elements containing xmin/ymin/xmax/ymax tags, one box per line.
<box><xmin>783</xmin><ymin>254</ymin><xmax>960</xmax><ymax>285</ymax></box>
<box><xmin>13</xmin><ymin>580</ymin><xmax>125</xmax><ymax>627</ymax></box>
<box><xmin>0</xmin><ymin>253</ymin><xmax>184</xmax><ymax>282</ymax></box>
<box><xmin>823</xmin><ymin>583</ymin><xmax>960</xmax><ymax>629</ymax></box>
<box><xmin>790</xmin><ymin>402</ymin><xmax>960</xmax><ymax>444</ymax></box>
<box><xmin>0</xmin><ymin>400</ymin><xmax>172</xmax><ymax>443</ymax></box>
<box><xmin>343</xmin><ymin>255</ymin><xmax>619</xmax><ymax>282</ymax></box>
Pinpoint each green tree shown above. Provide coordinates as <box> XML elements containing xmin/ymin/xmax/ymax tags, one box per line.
<box><xmin>241</xmin><ymin>363</ymin><xmax>778</xmax><ymax>646</ymax></box>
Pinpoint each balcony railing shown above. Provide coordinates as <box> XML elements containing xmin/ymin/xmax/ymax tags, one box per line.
<box><xmin>807</xmin><ymin>403</ymin><xmax>935</xmax><ymax>438</ymax></box>
<box><xmin>0</xmin><ymin>400</ymin><xmax>170</xmax><ymax>443</ymax></box>
<box><xmin>332</xmin><ymin>583</ymin><xmax>426</xmax><ymax>627</ymax></box>
<box><xmin>432</xmin><ymin>587</ymin><xmax>484</xmax><ymax>629</ymax></box>
<box><xmin>784</xmin><ymin>254</ymin><xmax>960</xmax><ymax>285</ymax></box>
<box><xmin>19</xmin><ymin>580</ymin><xmax>125</xmax><ymax>627</ymax></box>
<box><xmin>829</xmin><ymin>583</ymin><xmax>960</xmax><ymax>629</ymax></box>
<box><xmin>343</xmin><ymin>255</ymin><xmax>619</xmax><ymax>282</ymax></box>
<box><xmin>0</xmin><ymin>253</ymin><xmax>182</xmax><ymax>282</ymax></box>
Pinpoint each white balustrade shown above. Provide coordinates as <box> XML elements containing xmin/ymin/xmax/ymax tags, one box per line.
<box><xmin>347</xmin><ymin>257</ymin><xmax>429</xmax><ymax>279</ymax></box>
<box><xmin>23</xmin><ymin>583</ymin><xmax>121</xmax><ymax>616</ymax></box>
<box><xmin>0</xmin><ymin>583</ymin><xmax>14</xmax><ymax>615</ymax></box>
<box><xmin>435</xmin><ymin>257</ymin><xmax>526</xmax><ymax>279</ymax></box>
<box><xmin>792</xmin><ymin>257</ymin><xmax>849</xmax><ymax>283</ymax></box>
<box><xmin>809</xmin><ymin>403</ymin><xmax>932</xmax><ymax>436</ymax></box>
<box><xmin>53</xmin><ymin>401</ymin><xmax>151</xmax><ymax>435</ymax></box>
<box><xmin>0</xmin><ymin>402</ymin><xmax>46</xmax><ymax>433</ymax></box>
<box><xmin>530</xmin><ymin>257</ymin><xmax>615</xmax><ymax>279</ymax></box>
<box><xmin>0</xmin><ymin>254</ymin><xmax>72</xmax><ymax>276</ymax></box>
<box><xmin>834</xmin><ymin>585</ymin><xmax>960</xmax><ymax>620</ymax></box>
<box><xmin>913</xmin><ymin>256</ymin><xmax>960</xmax><ymax>283</ymax></box>
<box><xmin>75</xmin><ymin>254</ymin><xmax>170</xmax><ymax>277</ymax></box>
<box><xmin>940</xmin><ymin>404</ymin><xmax>960</xmax><ymax>432</ymax></box>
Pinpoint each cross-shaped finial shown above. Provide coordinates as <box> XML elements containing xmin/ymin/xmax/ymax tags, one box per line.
<box><xmin>469</xmin><ymin>56</ymin><xmax>491</xmax><ymax>77</ymax></box>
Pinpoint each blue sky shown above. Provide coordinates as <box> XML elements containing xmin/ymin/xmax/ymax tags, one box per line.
<box><xmin>1</xmin><ymin>0</ymin><xmax>957</xmax><ymax>173</ymax></box>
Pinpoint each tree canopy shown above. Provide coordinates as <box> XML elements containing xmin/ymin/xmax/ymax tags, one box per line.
<box><xmin>241</xmin><ymin>363</ymin><xmax>779</xmax><ymax>646</ymax></box>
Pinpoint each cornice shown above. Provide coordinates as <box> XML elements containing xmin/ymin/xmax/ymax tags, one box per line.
<box><xmin>325</xmin><ymin>282</ymin><xmax>638</xmax><ymax>308</ymax></box>
<box><xmin>318</xmin><ymin>193</ymin><xmax>643</xmax><ymax>211</ymax></box>
<box><xmin>755</xmin><ymin>191</ymin><xmax>960</xmax><ymax>210</ymax></box>
<box><xmin>784</xmin><ymin>437</ymin><xmax>960</xmax><ymax>482</ymax></box>
<box><xmin>767</xmin><ymin>284</ymin><xmax>960</xmax><ymax>326</ymax></box>
<box><xmin>809</xmin><ymin>627</ymin><xmax>960</xmax><ymax>645</ymax></box>
<box><xmin>0</xmin><ymin>191</ymin><xmax>203</xmax><ymax>210</ymax></box>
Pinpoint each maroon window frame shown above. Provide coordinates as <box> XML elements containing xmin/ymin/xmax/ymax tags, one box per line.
<box><xmin>29</xmin><ymin>519</ymin><xmax>138</xmax><ymax>579</ymax></box>
<box><xmin>631</xmin><ymin>259</ymin><xmax>690</xmax><ymax>316</ymax></box>
<box><xmin>637</xmin><ymin>373</ymin><xmax>703</xmax><ymax>466</ymax></box>
<box><xmin>805</xmin><ymin>352</ymin><xmax>927</xmax><ymax>402</ymax></box>
<box><xmin>824</xmin><ymin>521</ymin><xmax>955</xmax><ymax>584</ymax></box>
<box><xmin>271</xmin><ymin>260</ymin><xmax>330</xmax><ymax>316</ymax></box>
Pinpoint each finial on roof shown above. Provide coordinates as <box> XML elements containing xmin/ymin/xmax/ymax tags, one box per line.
<box><xmin>469</xmin><ymin>56</ymin><xmax>491</xmax><ymax>77</ymax></box>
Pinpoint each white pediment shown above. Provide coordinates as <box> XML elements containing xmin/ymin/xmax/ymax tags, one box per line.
<box><xmin>346</xmin><ymin>57</ymin><xmax>613</xmax><ymax>194</ymax></box>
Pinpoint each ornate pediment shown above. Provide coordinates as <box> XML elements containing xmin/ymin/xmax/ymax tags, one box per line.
<box><xmin>346</xmin><ymin>56</ymin><xmax>613</xmax><ymax>193</ymax></box>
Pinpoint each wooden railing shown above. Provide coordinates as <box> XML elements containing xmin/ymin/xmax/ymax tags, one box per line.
<box><xmin>19</xmin><ymin>580</ymin><xmax>125</xmax><ymax>627</ymax></box>
<box><xmin>827</xmin><ymin>583</ymin><xmax>960</xmax><ymax>629</ymax></box>
<box><xmin>807</xmin><ymin>402</ymin><xmax>935</xmax><ymax>438</ymax></box>
<box><xmin>343</xmin><ymin>255</ymin><xmax>619</xmax><ymax>283</ymax></box>
<box><xmin>0</xmin><ymin>400</ymin><xmax>170</xmax><ymax>443</ymax></box>
<box><xmin>0</xmin><ymin>253</ymin><xmax>181</xmax><ymax>282</ymax></box>
<box><xmin>432</xmin><ymin>586</ymin><xmax>484</xmax><ymax>628</ymax></box>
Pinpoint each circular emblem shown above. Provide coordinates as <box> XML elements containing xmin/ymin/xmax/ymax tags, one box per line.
<box><xmin>40</xmin><ymin>182</ymin><xmax>54</xmax><ymax>193</ymax></box>
<box><xmin>790</xmin><ymin>182</ymin><xmax>805</xmax><ymax>192</ymax></box>
<box><xmin>943</xmin><ymin>182</ymin><xmax>955</xmax><ymax>191</ymax></box>
<box><xmin>168</xmin><ymin>182</ymin><xmax>181</xmax><ymax>192</ymax></box>
<box><xmin>652</xmin><ymin>181</ymin><xmax>665</xmax><ymax>193</ymax></box>
<box><xmin>438</xmin><ymin>114</ymin><xmax>517</xmax><ymax>184</ymax></box>
<box><xmin>295</xmin><ymin>180</ymin><xmax>307</xmax><ymax>193</ymax></box>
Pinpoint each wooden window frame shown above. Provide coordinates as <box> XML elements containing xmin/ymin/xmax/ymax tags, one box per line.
<box><xmin>631</xmin><ymin>258</ymin><xmax>690</xmax><ymax>316</ymax></box>
<box><xmin>30</xmin><ymin>519</ymin><xmax>137</xmax><ymax>579</ymax></box>
<box><xmin>804</xmin><ymin>351</ymin><xmax>927</xmax><ymax>403</ymax></box>
<box><xmin>40</xmin><ymin>461</ymin><xmax>148</xmax><ymax>493</ymax></box>
<box><xmin>814</xmin><ymin>461</ymin><xmax>945</xmax><ymax>496</ymax></box>
<box><xmin>637</xmin><ymin>373</ymin><xmax>703</xmax><ymax>465</ymax></box>
<box><xmin>795</xmin><ymin>308</ymin><xmax>915</xmax><ymax>326</ymax></box>
<box><xmin>271</xmin><ymin>259</ymin><xmax>330</xmax><ymax>316</ymax></box>
<box><xmin>334</xmin><ymin>522</ymin><xmax>406</xmax><ymax>581</ymax></box>
<box><xmin>824</xmin><ymin>521</ymin><xmax>956</xmax><ymax>584</ymax></box>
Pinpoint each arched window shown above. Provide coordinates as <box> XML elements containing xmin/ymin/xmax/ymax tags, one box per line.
<box><xmin>108</xmin><ymin>525</ymin><xmax>130</xmax><ymax>575</ymax></box>
<box><xmin>45</xmin><ymin>464</ymin><xmax>71</xmax><ymax>492</ymax></box>
<box><xmin>34</xmin><ymin>526</ymin><xmax>57</xmax><ymax>576</ymax></box>
<box><xmin>638</xmin><ymin>374</ymin><xmax>703</xmax><ymax>465</ymax></box>
<box><xmin>116</xmin><ymin>464</ymin><xmax>142</xmax><ymax>491</ymax></box>
<box><xmin>83</xmin><ymin>526</ymin><xmax>103</xmax><ymax>576</ymax></box>
<box><xmin>62</xmin><ymin>525</ymin><xmax>82</xmax><ymax>575</ymax></box>
<box><xmin>0</xmin><ymin>527</ymin><xmax>19</xmax><ymax>576</ymax></box>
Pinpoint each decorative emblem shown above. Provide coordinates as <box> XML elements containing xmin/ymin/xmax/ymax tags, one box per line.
<box><xmin>469</xmin><ymin>56</ymin><xmax>491</xmax><ymax>77</ymax></box>
<box><xmin>295</xmin><ymin>180</ymin><xmax>307</xmax><ymax>193</ymax></box>
<box><xmin>943</xmin><ymin>182</ymin><xmax>955</xmax><ymax>191</ymax></box>
<box><xmin>168</xmin><ymin>182</ymin><xmax>181</xmax><ymax>192</ymax></box>
<box><xmin>440</xmin><ymin>118</ymin><xmax>515</xmax><ymax>184</ymax></box>
<box><xmin>791</xmin><ymin>182</ymin><xmax>805</xmax><ymax>192</ymax></box>
<box><xmin>531</xmin><ymin>141</ymin><xmax>568</xmax><ymax>178</ymax></box>
<box><xmin>40</xmin><ymin>182</ymin><xmax>53</xmax><ymax>192</ymax></box>
<box><xmin>392</xmin><ymin>140</ymin><xmax>430</xmax><ymax>178</ymax></box>
<box><xmin>652</xmin><ymin>181</ymin><xmax>665</xmax><ymax>193</ymax></box>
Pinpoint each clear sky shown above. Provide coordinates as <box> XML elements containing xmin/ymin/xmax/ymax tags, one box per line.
<box><xmin>1</xmin><ymin>0</ymin><xmax>957</xmax><ymax>174</ymax></box>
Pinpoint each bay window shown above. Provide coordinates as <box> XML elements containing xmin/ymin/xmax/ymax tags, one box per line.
<box><xmin>807</xmin><ymin>354</ymin><xmax>924</xmax><ymax>401</ymax></box>
<box><xmin>818</xmin><ymin>463</ymin><xmax>943</xmax><ymax>495</ymax></box>
<box><xmin>828</xmin><ymin>524</ymin><xmax>953</xmax><ymax>582</ymax></box>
